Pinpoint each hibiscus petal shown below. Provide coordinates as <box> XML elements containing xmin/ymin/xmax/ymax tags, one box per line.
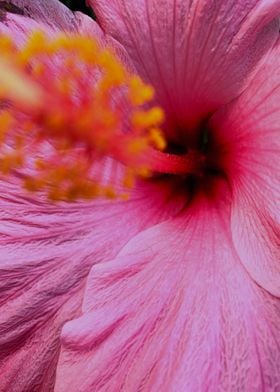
<box><xmin>0</xmin><ymin>1</ymin><xmax>106</xmax><ymax>48</ymax></box>
<box><xmin>0</xmin><ymin>0</ymin><xmax>81</xmax><ymax>31</ymax></box>
<box><xmin>211</xmin><ymin>44</ymin><xmax>280</xmax><ymax>297</ymax></box>
<box><xmin>0</xmin><ymin>1</ymin><xmax>136</xmax><ymax>88</ymax></box>
<box><xmin>55</xmin><ymin>194</ymin><xmax>280</xmax><ymax>391</ymax></box>
<box><xmin>0</xmin><ymin>177</ymin><xmax>178</xmax><ymax>391</ymax></box>
<box><xmin>88</xmin><ymin>0</ymin><xmax>280</xmax><ymax>130</ymax></box>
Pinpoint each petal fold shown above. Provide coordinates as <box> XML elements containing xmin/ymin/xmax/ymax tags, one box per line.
<box><xmin>211</xmin><ymin>43</ymin><xmax>280</xmax><ymax>297</ymax></box>
<box><xmin>55</xmin><ymin>195</ymin><xmax>280</xmax><ymax>391</ymax></box>
<box><xmin>0</xmin><ymin>178</ymin><xmax>175</xmax><ymax>391</ymax></box>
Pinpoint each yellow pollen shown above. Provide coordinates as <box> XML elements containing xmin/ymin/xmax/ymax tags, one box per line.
<box><xmin>0</xmin><ymin>111</ymin><xmax>13</xmax><ymax>142</ymax></box>
<box><xmin>132</xmin><ymin>107</ymin><xmax>165</xmax><ymax>128</ymax></box>
<box><xmin>0</xmin><ymin>30</ymin><xmax>166</xmax><ymax>201</ymax></box>
<box><xmin>0</xmin><ymin>35</ymin><xmax>15</xmax><ymax>57</ymax></box>
<box><xmin>18</xmin><ymin>30</ymin><xmax>52</xmax><ymax>66</ymax></box>
<box><xmin>129</xmin><ymin>76</ymin><xmax>155</xmax><ymax>106</ymax></box>
<box><xmin>149</xmin><ymin>128</ymin><xmax>167</xmax><ymax>150</ymax></box>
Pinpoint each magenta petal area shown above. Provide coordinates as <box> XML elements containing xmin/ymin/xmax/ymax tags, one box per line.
<box><xmin>211</xmin><ymin>44</ymin><xmax>280</xmax><ymax>297</ymax></box>
<box><xmin>0</xmin><ymin>177</ymin><xmax>179</xmax><ymax>392</ymax></box>
<box><xmin>89</xmin><ymin>0</ymin><xmax>280</xmax><ymax>130</ymax></box>
<box><xmin>55</xmin><ymin>195</ymin><xmax>280</xmax><ymax>391</ymax></box>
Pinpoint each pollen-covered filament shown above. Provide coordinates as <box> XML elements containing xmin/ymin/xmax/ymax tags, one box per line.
<box><xmin>0</xmin><ymin>31</ymin><xmax>169</xmax><ymax>200</ymax></box>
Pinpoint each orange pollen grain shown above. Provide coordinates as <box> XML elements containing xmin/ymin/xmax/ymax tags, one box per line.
<box><xmin>0</xmin><ymin>30</ymin><xmax>166</xmax><ymax>201</ymax></box>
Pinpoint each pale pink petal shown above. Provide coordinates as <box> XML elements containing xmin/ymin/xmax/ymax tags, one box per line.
<box><xmin>0</xmin><ymin>13</ymin><xmax>54</xmax><ymax>45</ymax></box>
<box><xmin>55</xmin><ymin>192</ymin><xmax>280</xmax><ymax>391</ymax></box>
<box><xmin>0</xmin><ymin>0</ymin><xmax>81</xmax><ymax>31</ymax></box>
<box><xmin>0</xmin><ymin>0</ymin><xmax>106</xmax><ymax>48</ymax></box>
<box><xmin>0</xmin><ymin>2</ymin><xmax>136</xmax><ymax>80</ymax></box>
<box><xmin>0</xmin><ymin>177</ymin><xmax>179</xmax><ymax>391</ymax></box>
<box><xmin>211</xmin><ymin>44</ymin><xmax>280</xmax><ymax>297</ymax></box>
<box><xmin>89</xmin><ymin>0</ymin><xmax>280</xmax><ymax>130</ymax></box>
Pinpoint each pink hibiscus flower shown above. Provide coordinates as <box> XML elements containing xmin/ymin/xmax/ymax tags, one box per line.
<box><xmin>0</xmin><ymin>0</ymin><xmax>279</xmax><ymax>391</ymax></box>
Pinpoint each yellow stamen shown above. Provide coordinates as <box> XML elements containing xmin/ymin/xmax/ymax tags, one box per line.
<box><xmin>149</xmin><ymin>127</ymin><xmax>167</xmax><ymax>150</ymax></box>
<box><xmin>132</xmin><ymin>107</ymin><xmax>165</xmax><ymax>128</ymax></box>
<box><xmin>0</xmin><ymin>30</ymin><xmax>166</xmax><ymax>201</ymax></box>
<box><xmin>19</xmin><ymin>30</ymin><xmax>47</xmax><ymax>64</ymax></box>
<box><xmin>0</xmin><ymin>111</ymin><xmax>13</xmax><ymax>142</ymax></box>
<box><xmin>129</xmin><ymin>76</ymin><xmax>155</xmax><ymax>106</ymax></box>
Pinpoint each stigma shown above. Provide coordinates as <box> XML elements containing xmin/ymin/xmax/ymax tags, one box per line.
<box><xmin>0</xmin><ymin>30</ymin><xmax>168</xmax><ymax>201</ymax></box>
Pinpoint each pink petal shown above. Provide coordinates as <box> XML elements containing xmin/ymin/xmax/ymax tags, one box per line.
<box><xmin>0</xmin><ymin>178</ymin><xmax>178</xmax><ymax>391</ymax></box>
<box><xmin>0</xmin><ymin>0</ymin><xmax>106</xmax><ymax>47</ymax></box>
<box><xmin>55</xmin><ymin>192</ymin><xmax>280</xmax><ymax>391</ymax></box>
<box><xmin>0</xmin><ymin>0</ymin><xmax>81</xmax><ymax>31</ymax></box>
<box><xmin>88</xmin><ymin>0</ymin><xmax>280</xmax><ymax>130</ymax></box>
<box><xmin>211</xmin><ymin>44</ymin><xmax>280</xmax><ymax>297</ymax></box>
<box><xmin>0</xmin><ymin>2</ymin><xmax>135</xmax><ymax>81</ymax></box>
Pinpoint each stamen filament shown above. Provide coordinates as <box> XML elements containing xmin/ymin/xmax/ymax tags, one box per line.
<box><xmin>142</xmin><ymin>149</ymin><xmax>205</xmax><ymax>176</ymax></box>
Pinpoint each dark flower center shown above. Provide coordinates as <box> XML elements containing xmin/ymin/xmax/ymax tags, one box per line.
<box><xmin>151</xmin><ymin>119</ymin><xmax>229</xmax><ymax>204</ymax></box>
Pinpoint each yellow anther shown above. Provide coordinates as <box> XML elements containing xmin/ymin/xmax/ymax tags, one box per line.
<box><xmin>19</xmin><ymin>30</ymin><xmax>48</xmax><ymax>64</ymax></box>
<box><xmin>98</xmin><ymin>50</ymin><xmax>126</xmax><ymax>84</ymax></box>
<box><xmin>49</xmin><ymin>34</ymin><xmax>72</xmax><ymax>52</ymax></box>
<box><xmin>0</xmin><ymin>35</ymin><xmax>15</xmax><ymax>55</ymax></box>
<box><xmin>98</xmin><ymin>49</ymin><xmax>116</xmax><ymax>68</ymax></box>
<box><xmin>75</xmin><ymin>37</ymin><xmax>98</xmax><ymax>63</ymax></box>
<box><xmin>50</xmin><ymin>35</ymin><xmax>98</xmax><ymax>66</ymax></box>
<box><xmin>0</xmin><ymin>152</ymin><xmax>23</xmax><ymax>174</ymax></box>
<box><xmin>0</xmin><ymin>111</ymin><xmax>13</xmax><ymax>134</ymax></box>
<box><xmin>132</xmin><ymin>107</ymin><xmax>165</xmax><ymax>128</ymax></box>
<box><xmin>149</xmin><ymin>128</ymin><xmax>167</xmax><ymax>150</ymax></box>
<box><xmin>129</xmin><ymin>76</ymin><xmax>155</xmax><ymax>106</ymax></box>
